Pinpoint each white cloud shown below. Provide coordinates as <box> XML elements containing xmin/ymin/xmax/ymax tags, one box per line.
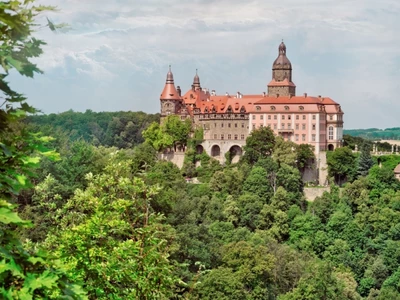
<box><xmin>11</xmin><ymin>0</ymin><xmax>400</xmax><ymax>128</ymax></box>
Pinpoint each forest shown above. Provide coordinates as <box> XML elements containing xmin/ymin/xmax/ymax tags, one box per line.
<box><xmin>1</xmin><ymin>2</ymin><xmax>400</xmax><ymax>299</ymax></box>
<box><xmin>344</xmin><ymin>128</ymin><xmax>400</xmax><ymax>141</ymax></box>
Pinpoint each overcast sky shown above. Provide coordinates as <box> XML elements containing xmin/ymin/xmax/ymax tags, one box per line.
<box><xmin>9</xmin><ymin>0</ymin><xmax>400</xmax><ymax>129</ymax></box>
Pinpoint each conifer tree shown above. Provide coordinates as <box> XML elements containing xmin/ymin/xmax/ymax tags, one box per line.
<box><xmin>358</xmin><ymin>143</ymin><xmax>374</xmax><ymax>176</ymax></box>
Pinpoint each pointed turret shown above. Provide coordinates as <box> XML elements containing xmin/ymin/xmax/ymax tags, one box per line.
<box><xmin>160</xmin><ymin>66</ymin><xmax>183</xmax><ymax>118</ymax></box>
<box><xmin>160</xmin><ymin>66</ymin><xmax>181</xmax><ymax>100</ymax></box>
<box><xmin>193</xmin><ymin>69</ymin><xmax>201</xmax><ymax>90</ymax></box>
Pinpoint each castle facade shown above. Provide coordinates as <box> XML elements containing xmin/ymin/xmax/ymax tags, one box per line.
<box><xmin>159</xmin><ymin>42</ymin><xmax>344</xmax><ymax>163</ymax></box>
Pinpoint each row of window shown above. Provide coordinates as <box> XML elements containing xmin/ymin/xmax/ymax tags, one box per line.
<box><xmin>252</xmin><ymin>123</ymin><xmax>317</xmax><ymax>130</ymax></box>
<box><xmin>252</xmin><ymin>114</ymin><xmax>318</xmax><ymax>121</ymax></box>
<box><xmin>216</xmin><ymin>123</ymin><xmax>246</xmax><ymax>128</ymax></box>
<box><xmin>213</xmin><ymin>134</ymin><xmax>245</xmax><ymax>140</ymax></box>
<box><xmin>256</xmin><ymin>106</ymin><xmax>305</xmax><ymax>111</ymax></box>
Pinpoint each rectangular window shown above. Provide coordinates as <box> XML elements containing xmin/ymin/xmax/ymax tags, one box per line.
<box><xmin>234</xmin><ymin>134</ymin><xmax>238</xmax><ymax>140</ymax></box>
<box><xmin>282</xmin><ymin>124</ymin><xmax>285</xmax><ymax>129</ymax></box>
<box><xmin>288</xmin><ymin>123</ymin><xmax>291</xmax><ymax>129</ymax></box>
<box><xmin>312</xmin><ymin>124</ymin><xmax>316</xmax><ymax>130</ymax></box>
<box><xmin>268</xmin><ymin>115</ymin><xmax>271</xmax><ymax>120</ymax></box>
<box><xmin>274</xmin><ymin>115</ymin><xmax>277</xmax><ymax>120</ymax></box>
<box><xmin>288</xmin><ymin>135</ymin><xmax>291</xmax><ymax>141</ymax></box>
<box><xmin>260</xmin><ymin>115</ymin><xmax>264</xmax><ymax>120</ymax></box>
<box><xmin>312</xmin><ymin>115</ymin><xmax>316</xmax><ymax>120</ymax></box>
<box><xmin>241</xmin><ymin>134</ymin><xmax>245</xmax><ymax>140</ymax></box>
<box><xmin>295</xmin><ymin>134</ymin><xmax>299</xmax><ymax>141</ymax></box>
<box><xmin>274</xmin><ymin>124</ymin><xmax>277</xmax><ymax>130</ymax></box>
<box><xmin>295</xmin><ymin>124</ymin><xmax>299</xmax><ymax>130</ymax></box>
<box><xmin>328</xmin><ymin>126</ymin><xmax>334</xmax><ymax>140</ymax></box>
<box><xmin>252</xmin><ymin>124</ymin><xmax>256</xmax><ymax>130</ymax></box>
<box><xmin>241</xmin><ymin>123</ymin><xmax>245</xmax><ymax>128</ymax></box>
<box><xmin>214</xmin><ymin>134</ymin><xmax>217</xmax><ymax>139</ymax></box>
<box><xmin>252</xmin><ymin>115</ymin><xmax>256</xmax><ymax>120</ymax></box>
<box><xmin>221</xmin><ymin>134</ymin><xmax>224</xmax><ymax>140</ymax></box>
<box><xmin>215</xmin><ymin>123</ymin><xmax>217</xmax><ymax>128</ymax></box>
<box><xmin>303</xmin><ymin>115</ymin><xmax>306</xmax><ymax>120</ymax></box>
<box><xmin>235</xmin><ymin>123</ymin><xmax>238</xmax><ymax>128</ymax></box>
<box><xmin>329</xmin><ymin>115</ymin><xmax>333</xmax><ymax>121</ymax></box>
<box><xmin>302</xmin><ymin>134</ymin><xmax>306</xmax><ymax>141</ymax></box>
<box><xmin>228</xmin><ymin>123</ymin><xmax>231</xmax><ymax>128</ymax></box>
<box><xmin>312</xmin><ymin>134</ymin><xmax>316</xmax><ymax>141</ymax></box>
<box><xmin>221</xmin><ymin>123</ymin><xmax>224</xmax><ymax>128</ymax></box>
<box><xmin>282</xmin><ymin>115</ymin><xmax>285</xmax><ymax>120</ymax></box>
<box><xmin>288</xmin><ymin>115</ymin><xmax>291</xmax><ymax>120</ymax></box>
<box><xmin>296</xmin><ymin>115</ymin><xmax>299</xmax><ymax>120</ymax></box>
<box><xmin>302</xmin><ymin>124</ymin><xmax>306</xmax><ymax>130</ymax></box>
<box><xmin>228</xmin><ymin>134</ymin><xmax>232</xmax><ymax>139</ymax></box>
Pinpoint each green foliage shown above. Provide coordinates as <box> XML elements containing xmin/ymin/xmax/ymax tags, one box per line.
<box><xmin>327</xmin><ymin>147</ymin><xmax>357</xmax><ymax>185</ymax></box>
<box><xmin>27</xmin><ymin>110</ymin><xmax>159</xmax><ymax>148</ymax></box>
<box><xmin>344</xmin><ymin>128</ymin><xmax>400</xmax><ymax>140</ymax></box>
<box><xmin>143</xmin><ymin>115</ymin><xmax>192</xmax><ymax>152</ymax></box>
<box><xmin>45</xmin><ymin>158</ymin><xmax>178</xmax><ymax>299</ymax></box>
<box><xmin>358</xmin><ymin>143</ymin><xmax>374</xmax><ymax>176</ymax></box>
<box><xmin>242</xmin><ymin>126</ymin><xmax>275</xmax><ymax>164</ymax></box>
<box><xmin>0</xmin><ymin>1</ymin><xmax>86</xmax><ymax>298</ymax></box>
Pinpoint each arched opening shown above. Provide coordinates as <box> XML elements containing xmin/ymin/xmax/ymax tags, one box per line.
<box><xmin>196</xmin><ymin>145</ymin><xmax>204</xmax><ymax>154</ymax></box>
<box><xmin>229</xmin><ymin>145</ymin><xmax>243</xmax><ymax>163</ymax></box>
<box><xmin>211</xmin><ymin>145</ymin><xmax>221</xmax><ymax>157</ymax></box>
<box><xmin>328</xmin><ymin>144</ymin><xmax>335</xmax><ymax>151</ymax></box>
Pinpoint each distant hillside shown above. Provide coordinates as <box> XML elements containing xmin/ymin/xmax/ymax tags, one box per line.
<box><xmin>344</xmin><ymin>128</ymin><xmax>400</xmax><ymax>140</ymax></box>
<box><xmin>26</xmin><ymin>110</ymin><xmax>160</xmax><ymax>149</ymax></box>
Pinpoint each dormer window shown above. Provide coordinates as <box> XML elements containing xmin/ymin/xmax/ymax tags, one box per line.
<box><xmin>256</xmin><ymin>106</ymin><xmax>261</xmax><ymax>111</ymax></box>
<box><xmin>240</xmin><ymin>106</ymin><xmax>246</xmax><ymax>113</ymax></box>
<box><xmin>284</xmin><ymin>106</ymin><xmax>289</xmax><ymax>111</ymax></box>
<box><xmin>270</xmin><ymin>106</ymin><xmax>276</xmax><ymax>111</ymax></box>
<box><xmin>299</xmin><ymin>106</ymin><xmax>304</xmax><ymax>111</ymax></box>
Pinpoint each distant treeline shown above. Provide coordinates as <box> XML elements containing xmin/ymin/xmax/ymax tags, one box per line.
<box><xmin>26</xmin><ymin>110</ymin><xmax>160</xmax><ymax>148</ymax></box>
<box><xmin>344</xmin><ymin>128</ymin><xmax>400</xmax><ymax>140</ymax></box>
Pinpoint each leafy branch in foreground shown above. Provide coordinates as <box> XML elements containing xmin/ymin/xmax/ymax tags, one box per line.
<box><xmin>0</xmin><ymin>1</ymin><xmax>86</xmax><ymax>298</ymax></box>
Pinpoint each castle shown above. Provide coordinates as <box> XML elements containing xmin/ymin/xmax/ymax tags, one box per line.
<box><xmin>159</xmin><ymin>41</ymin><xmax>344</xmax><ymax>164</ymax></box>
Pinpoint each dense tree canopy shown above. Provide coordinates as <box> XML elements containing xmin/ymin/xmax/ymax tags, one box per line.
<box><xmin>2</xmin><ymin>1</ymin><xmax>400</xmax><ymax>299</ymax></box>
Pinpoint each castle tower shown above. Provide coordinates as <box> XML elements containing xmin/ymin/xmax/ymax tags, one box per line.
<box><xmin>160</xmin><ymin>66</ymin><xmax>183</xmax><ymax>117</ymax></box>
<box><xmin>267</xmin><ymin>41</ymin><xmax>296</xmax><ymax>96</ymax></box>
<box><xmin>193</xmin><ymin>69</ymin><xmax>201</xmax><ymax>90</ymax></box>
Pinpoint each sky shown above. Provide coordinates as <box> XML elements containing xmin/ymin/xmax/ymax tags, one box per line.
<box><xmin>9</xmin><ymin>0</ymin><xmax>400</xmax><ymax>129</ymax></box>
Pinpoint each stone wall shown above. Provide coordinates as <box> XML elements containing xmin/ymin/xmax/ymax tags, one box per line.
<box><xmin>158</xmin><ymin>152</ymin><xmax>185</xmax><ymax>169</ymax></box>
<box><xmin>318</xmin><ymin>151</ymin><xmax>329</xmax><ymax>186</ymax></box>
<box><xmin>304</xmin><ymin>187</ymin><xmax>330</xmax><ymax>201</ymax></box>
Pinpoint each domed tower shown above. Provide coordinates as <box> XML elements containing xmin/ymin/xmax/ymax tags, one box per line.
<box><xmin>160</xmin><ymin>66</ymin><xmax>183</xmax><ymax>118</ymax></box>
<box><xmin>267</xmin><ymin>41</ymin><xmax>296</xmax><ymax>96</ymax></box>
<box><xmin>193</xmin><ymin>69</ymin><xmax>201</xmax><ymax>90</ymax></box>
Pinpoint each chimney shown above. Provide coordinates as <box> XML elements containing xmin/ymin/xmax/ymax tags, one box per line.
<box><xmin>177</xmin><ymin>86</ymin><xmax>181</xmax><ymax>97</ymax></box>
<box><xmin>263</xmin><ymin>92</ymin><xmax>266</xmax><ymax>97</ymax></box>
<box><xmin>225</xmin><ymin>92</ymin><xmax>229</xmax><ymax>96</ymax></box>
<box><xmin>304</xmin><ymin>93</ymin><xmax>307</xmax><ymax>98</ymax></box>
<box><xmin>211</xmin><ymin>89</ymin><xmax>216</xmax><ymax>96</ymax></box>
<box><xmin>289</xmin><ymin>94</ymin><xmax>292</xmax><ymax>99</ymax></box>
<box><xmin>276</xmin><ymin>93</ymin><xmax>279</xmax><ymax>98</ymax></box>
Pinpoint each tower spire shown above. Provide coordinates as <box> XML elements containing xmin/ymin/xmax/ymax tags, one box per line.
<box><xmin>267</xmin><ymin>41</ymin><xmax>296</xmax><ymax>96</ymax></box>
<box><xmin>193</xmin><ymin>69</ymin><xmax>201</xmax><ymax>89</ymax></box>
<box><xmin>161</xmin><ymin>66</ymin><xmax>180</xmax><ymax>100</ymax></box>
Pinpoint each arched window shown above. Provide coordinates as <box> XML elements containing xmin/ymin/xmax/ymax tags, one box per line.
<box><xmin>284</xmin><ymin>106</ymin><xmax>289</xmax><ymax>111</ymax></box>
<box><xmin>270</xmin><ymin>106</ymin><xmax>276</xmax><ymax>111</ymax></box>
<box><xmin>328</xmin><ymin>126</ymin><xmax>334</xmax><ymax>140</ymax></box>
<box><xmin>256</xmin><ymin>106</ymin><xmax>261</xmax><ymax>111</ymax></box>
<box><xmin>299</xmin><ymin>106</ymin><xmax>304</xmax><ymax>111</ymax></box>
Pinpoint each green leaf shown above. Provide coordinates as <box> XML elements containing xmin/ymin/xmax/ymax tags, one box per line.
<box><xmin>0</xmin><ymin>205</ymin><xmax>30</xmax><ymax>225</ymax></box>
